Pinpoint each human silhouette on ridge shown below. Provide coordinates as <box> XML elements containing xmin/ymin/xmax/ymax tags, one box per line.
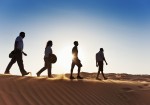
<box><xmin>36</xmin><ymin>40</ymin><xmax>53</xmax><ymax>78</ymax></box>
<box><xmin>96</xmin><ymin>48</ymin><xmax>108</xmax><ymax>80</ymax></box>
<box><xmin>4</xmin><ymin>32</ymin><xmax>30</xmax><ymax>76</ymax></box>
<box><xmin>70</xmin><ymin>41</ymin><xmax>83</xmax><ymax>79</ymax></box>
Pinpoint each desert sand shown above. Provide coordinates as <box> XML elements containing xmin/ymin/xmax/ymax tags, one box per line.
<box><xmin>0</xmin><ymin>72</ymin><xmax>150</xmax><ymax>105</ymax></box>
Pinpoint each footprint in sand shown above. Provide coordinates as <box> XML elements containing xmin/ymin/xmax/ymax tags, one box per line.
<box><xmin>122</xmin><ymin>87</ymin><xmax>134</xmax><ymax>92</ymax></box>
<box><xmin>137</xmin><ymin>84</ymin><xmax>149</xmax><ymax>89</ymax></box>
<box><xmin>137</xmin><ymin>86</ymin><xmax>143</xmax><ymax>88</ymax></box>
<box><xmin>143</xmin><ymin>84</ymin><xmax>149</xmax><ymax>87</ymax></box>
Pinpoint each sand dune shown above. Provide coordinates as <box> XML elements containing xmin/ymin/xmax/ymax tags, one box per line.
<box><xmin>0</xmin><ymin>73</ymin><xmax>150</xmax><ymax>105</ymax></box>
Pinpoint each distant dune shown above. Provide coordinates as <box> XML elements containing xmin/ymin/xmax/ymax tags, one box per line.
<box><xmin>0</xmin><ymin>72</ymin><xmax>150</xmax><ymax>105</ymax></box>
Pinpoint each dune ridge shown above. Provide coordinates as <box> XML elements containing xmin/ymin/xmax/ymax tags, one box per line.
<box><xmin>0</xmin><ymin>73</ymin><xmax>150</xmax><ymax>105</ymax></box>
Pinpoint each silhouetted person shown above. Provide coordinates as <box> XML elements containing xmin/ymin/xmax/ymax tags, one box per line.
<box><xmin>96</xmin><ymin>48</ymin><xmax>108</xmax><ymax>80</ymax></box>
<box><xmin>70</xmin><ymin>41</ymin><xmax>83</xmax><ymax>79</ymax></box>
<box><xmin>36</xmin><ymin>40</ymin><xmax>53</xmax><ymax>78</ymax></box>
<box><xmin>4</xmin><ymin>32</ymin><xmax>29</xmax><ymax>76</ymax></box>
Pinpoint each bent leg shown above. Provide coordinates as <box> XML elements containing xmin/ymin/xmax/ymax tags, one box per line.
<box><xmin>37</xmin><ymin>67</ymin><xmax>47</xmax><ymax>75</ymax></box>
<box><xmin>17</xmin><ymin>54</ymin><xmax>27</xmax><ymax>74</ymax></box>
<box><xmin>101</xmin><ymin>71</ymin><xmax>107</xmax><ymax>80</ymax></box>
<box><xmin>37</xmin><ymin>58</ymin><xmax>48</xmax><ymax>76</ymax></box>
<box><xmin>5</xmin><ymin>58</ymin><xmax>16</xmax><ymax>73</ymax></box>
<box><xmin>44</xmin><ymin>58</ymin><xmax>52</xmax><ymax>77</ymax></box>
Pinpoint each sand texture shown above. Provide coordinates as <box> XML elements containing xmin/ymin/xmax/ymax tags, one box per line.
<box><xmin>0</xmin><ymin>73</ymin><xmax>150</xmax><ymax>105</ymax></box>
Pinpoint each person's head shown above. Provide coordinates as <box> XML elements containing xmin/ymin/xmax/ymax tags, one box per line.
<box><xmin>100</xmin><ymin>48</ymin><xmax>104</xmax><ymax>52</ymax></box>
<box><xmin>19</xmin><ymin>32</ymin><xmax>25</xmax><ymax>38</ymax></box>
<box><xmin>46</xmin><ymin>40</ymin><xmax>53</xmax><ymax>47</ymax></box>
<box><xmin>74</xmin><ymin>41</ymin><xmax>78</xmax><ymax>46</ymax></box>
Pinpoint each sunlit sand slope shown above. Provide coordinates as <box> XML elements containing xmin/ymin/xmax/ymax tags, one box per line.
<box><xmin>0</xmin><ymin>74</ymin><xmax>150</xmax><ymax>105</ymax></box>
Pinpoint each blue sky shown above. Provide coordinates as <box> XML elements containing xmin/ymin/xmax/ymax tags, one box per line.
<box><xmin>0</xmin><ymin>0</ymin><xmax>150</xmax><ymax>75</ymax></box>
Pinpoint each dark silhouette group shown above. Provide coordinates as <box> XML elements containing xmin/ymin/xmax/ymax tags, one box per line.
<box><xmin>4</xmin><ymin>32</ymin><xmax>108</xmax><ymax>80</ymax></box>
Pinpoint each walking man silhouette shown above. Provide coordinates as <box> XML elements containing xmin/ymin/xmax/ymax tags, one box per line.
<box><xmin>96</xmin><ymin>48</ymin><xmax>108</xmax><ymax>80</ymax></box>
<box><xmin>36</xmin><ymin>40</ymin><xmax>53</xmax><ymax>78</ymax></box>
<box><xmin>70</xmin><ymin>41</ymin><xmax>83</xmax><ymax>79</ymax></box>
<box><xmin>4</xmin><ymin>32</ymin><xmax>30</xmax><ymax>76</ymax></box>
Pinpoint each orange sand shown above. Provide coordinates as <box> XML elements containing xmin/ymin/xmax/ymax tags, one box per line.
<box><xmin>0</xmin><ymin>73</ymin><xmax>150</xmax><ymax>105</ymax></box>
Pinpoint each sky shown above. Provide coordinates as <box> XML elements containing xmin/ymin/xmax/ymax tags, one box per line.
<box><xmin>0</xmin><ymin>0</ymin><xmax>150</xmax><ymax>76</ymax></box>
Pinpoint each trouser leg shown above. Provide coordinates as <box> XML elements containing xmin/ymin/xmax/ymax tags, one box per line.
<box><xmin>48</xmin><ymin>68</ymin><xmax>51</xmax><ymax>77</ymax></box>
<box><xmin>70</xmin><ymin>62</ymin><xmax>75</xmax><ymax>77</ymax></box>
<box><xmin>37</xmin><ymin>67</ymin><xmax>47</xmax><ymax>74</ymax></box>
<box><xmin>77</xmin><ymin>67</ymin><xmax>81</xmax><ymax>76</ymax></box>
<box><xmin>48</xmin><ymin>64</ymin><xmax>52</xmax><ymax>77</ymax></box>
<box><xmin>37</xmin><ymin>58</ymin><xmax>48</xmax><ymax>75</ymax></box>
<box><xmin>96</xmin><ymin>69</ymin><xmax>100</xmax><ymax>78</ymax></box>
<box><xmin>16</xmin><ymin>52</ymin><xmax>26</xmax><ymax>74</ymax></box>
<box><xmin>101</xmin><ymin>71</ymin><xmax>106</xmax><ymax>79</ymax></box>
<box><xmin>5</xmin><ymin>58</ymin><xmax>16</xmax><ymax>73</ymax></box>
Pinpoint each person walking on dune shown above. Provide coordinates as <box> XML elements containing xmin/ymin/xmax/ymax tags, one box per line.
<box><xmin>96</xmin><ymin>48</ymin><xmax>108</xmax><ymax>80</ymax></box>
<box><xmin>36</xmin><ymin>40</ymin><xmax>53</xmax><ymax>78</ymax></box>
<box><xmin>4</xmin><ymin>32</ymin><xmax>30</xmax><ymax>76</ymax></box>
<box><xmin>70</xmin><ymin>41</ymin><xmax>83</xmax><ymax>79</ymax></box>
